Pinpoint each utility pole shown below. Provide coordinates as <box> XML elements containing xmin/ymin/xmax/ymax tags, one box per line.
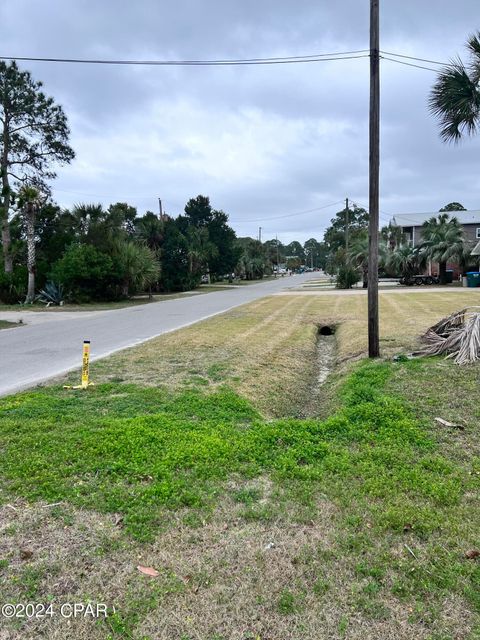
<box><xmin>158</xmin><ymin>198</ymin><xmax>163</xmax><ymax>221</ymax></box>
<box><xmin>276</xmin><ymin>234</ymin><xmax>279</xmax><ymax>265</ymax></box>
<box><xmin>368</xmin><ymin>0</ymin><xmax>380</xmax><ymax>358</ymax></box>
<box><xmin>345</xmin><ymin>197</ymin><xmax>350</xmax><ymax>252</ymax></box>
<box><xmin>258</xmin><ymin>226</ymin><xmax>262</xmax><ymax>243</ymax></box>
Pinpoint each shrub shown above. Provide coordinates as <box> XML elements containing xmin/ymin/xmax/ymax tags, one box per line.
<box><xmin>50</xmin><ymin>244</ymin><xmax>115</xmax><ymax>302</ymax></box>
<box><xmin>0</xmin><ymin>266</ymin><xmax>27</xmax><ymax>304</ymax></box>
<box><xmin>336</xmin><ymin>264</ymin><xmax>360</xmax><ymax>289</ymax></box>
<box><xmin>37</xmin><ymin>281</ymin><xmax>65</xmax><ymax>306</ymax></box>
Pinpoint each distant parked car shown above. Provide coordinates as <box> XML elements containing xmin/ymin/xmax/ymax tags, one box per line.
<box><xmin>201</xmin><ymin>275</ymin><xmax>209</xmax><ymax>284</ymax></box>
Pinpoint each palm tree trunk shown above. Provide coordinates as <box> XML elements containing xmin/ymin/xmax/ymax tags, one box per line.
<box><xmin>25</xmin><ymin>202</ymin><xmax>36</xmax><ymax>304</ymax></box>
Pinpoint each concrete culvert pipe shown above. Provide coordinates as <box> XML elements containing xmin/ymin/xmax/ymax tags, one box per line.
<box><xmin>319</xmin><ymin>325</ymin><xmax>334</xmax><ymax>336</ymax></box>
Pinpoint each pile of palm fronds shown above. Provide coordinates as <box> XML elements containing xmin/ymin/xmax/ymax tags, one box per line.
<box><xmin>418</xmin><ymin>306</ymin><xmax>480</xmax><ymax>365</ymax></box>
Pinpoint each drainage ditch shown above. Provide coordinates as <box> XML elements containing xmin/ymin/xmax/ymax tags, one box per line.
<box><xmin>301</xmin><ymin>324</ymin><xmax>337</xmax><ymax>417</ymax></box>
<box><xmin>316</xmin><ymin>324</ymin><xmax>336</xmax><ymax>385</ymax></box>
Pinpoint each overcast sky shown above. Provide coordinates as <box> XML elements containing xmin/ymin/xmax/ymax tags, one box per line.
<box><xmin>1</xmin><ymin>1</ymin><xmax>479</xmax><ymax>243</ymax></box>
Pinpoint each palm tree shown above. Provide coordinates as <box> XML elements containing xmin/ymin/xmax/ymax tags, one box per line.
<box><xmin>235</xmin><ymin>238</ymin><xmax>267</xmax><ymax>280</ymax></box>
<box><xmin>349</xmin><ymin>234</ymin><xmax>388</xmax><ymax>288</ymax></box>
<box><xmin>429</xmin><ymin>32</ymin><xmax>480</xmax><ymax>143</ymax></box>
<box><xmin>381</xmin><ymin>222</ymin><xmax>405</xmax><ymax>250</ymax></box>
<box><xmin>186</xmin><ymin>226</ymin><xmax>217</xmax><ymax>279</ymax></box>
<box><xmin>112</xmin><ymin>240</ymin><xmax>160</xmax><ymax>297</ymax></box>
<box><xmin>136</xmin><ymin>212</ymin><xmax>164</xmax><ymax>251</ymax></box>
<box><xmin>386</xmin><ymin>244</ymin><xmax>424</xmax><ymax>280</ymax></box>
<box><xmin>18</xmin><ymin>186</ymin><xmax>40</xmax><ymax>304</ymax></box>
<box><xmin>457</xmin><ymin>239</ymin><xmax>478</xmax><ymax>275</ymax></box>
<box><xmin>420</xmin><ymin>214</ymin><xmax>464</xmax><ymax>284</ymax></box>
<box><xmin>71</xmin><ymin>203</ymin><xmax>104</xmax><ymax>239</ymax></box>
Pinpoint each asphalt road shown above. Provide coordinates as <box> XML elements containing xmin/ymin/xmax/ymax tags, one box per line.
<box><xmin>0</xmin><ymin>273</ymin><xmax>315</xmax><ymax>397</ymax></box>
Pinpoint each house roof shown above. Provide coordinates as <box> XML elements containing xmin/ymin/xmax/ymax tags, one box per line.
<box><xmin>393</xmin><ymin>210</ymin><xmax>480</xmax><ymax>227</ymax></box>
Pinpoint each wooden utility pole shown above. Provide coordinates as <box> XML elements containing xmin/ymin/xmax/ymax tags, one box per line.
<box><xmin>345</xmin><ymin>197</ymin><xmax>350</xmax><ymax>252</ymax></box>
<box><xmin>368</xmin><ymin>0</ymin><xmax>380</xmax><ymax>357</ymax></box>
<box><xmin>158</xmin><ymin>198</ymin><xmax>163</xmax><ymax>221</ymax></box>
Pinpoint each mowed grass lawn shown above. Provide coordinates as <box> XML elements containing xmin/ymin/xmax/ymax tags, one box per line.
<box><xmin>0</xmin><ymin>290</ymin><xmax>479</xmax><ymax>640</ymax></box>
<box><xmin>92</xmin><ymin>289</ymin><xmax>480</xmax><ymax>416</ymax></box>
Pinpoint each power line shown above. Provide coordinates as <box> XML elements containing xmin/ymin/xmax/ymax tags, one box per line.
<box><xmin>54</xmin><ymin>187</ymin><xmax>158</xmax><ymax>200</ymax></box>
<box><xmin>231</xmin><ymin>200</ymin><xmax>344</xmax><ymax>223</ymax></box>
<box><xmin>381</xmin><ymin>56</ymin><xmax>439</xmax><ymax>73</ymax></box>
<box><xmin>54</xmin><ymin>189</ymin><xmax>344</xmax><ymax>223</ymax></box>
<box><xmin>351</xmin><ymin>201</ymin><xmax>391</xmax><ymax>223</ymax></box>
<box><xmin>0</xmin><ymin>51</ymin><xmax>369</xmax><ymax>67</ymax></box>
<box><xmin>1</xmin><ymin>48</ymin><xmax>457</xmax><ymax>72</ymax></box>
<box><xmin>380</xmin><ymin>50</ymin><xmax>452</xmax><ymax>67</ymax></box>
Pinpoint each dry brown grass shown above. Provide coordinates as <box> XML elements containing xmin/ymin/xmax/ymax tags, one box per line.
<box><xmin>90</xmin><ymin>295</ymin><xmax>322</xmax><ymax>417</ymax></box>
<box><xmin>315</xmin><ymin>289</ymin><xmax>480</xmax><ymax>361</ymax></box>
<box><xmin>88</xmin><ymin>290</ymin><xmax>480</xmax><ymax>417</ymax></box>
<box><xmin>0</xmin><ymin>488</ymin><xmax>473</xmax><ymax>640</ymax></box>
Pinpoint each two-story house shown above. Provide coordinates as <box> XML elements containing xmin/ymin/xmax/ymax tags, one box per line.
<box><xmin>392</xmin><ymin>210</ymin><xmax>480</xmax><ymax>278</ymax></box>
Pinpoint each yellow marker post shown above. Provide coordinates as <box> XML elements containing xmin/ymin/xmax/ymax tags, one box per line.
<box><xmin>81</xmin><ymin>340</ymin><xmax>91</xmax><ymax>388</ymax></box>
<box><xmin>64</xmin><ymin>340</ymin><xmax>95</xmax><ymax>390</ymax></box>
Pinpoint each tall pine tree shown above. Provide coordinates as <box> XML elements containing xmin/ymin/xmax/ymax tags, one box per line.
<box><xmin>0</xmin><ymin>61</ymin><xmax>74</xmax><ymax>272</ymax></box>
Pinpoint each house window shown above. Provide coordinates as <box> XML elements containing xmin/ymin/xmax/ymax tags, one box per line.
<box><xmin>477</xmin><ymin>228</ymin><xmax>480</xmax><ymax>239</ymax></box>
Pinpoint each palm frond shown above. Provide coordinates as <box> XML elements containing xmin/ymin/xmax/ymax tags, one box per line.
<box><xmin>418</xmin><ymin>307</ymin><xmax>480</xmax><ymax>365</ymax></box>
<box><xmin>466</xmin><ymin>31</ymin><xmax>480</xmax><ymax>83</ymax></box>
<box><xmin>429</xmin><ymin>56</ymin><xmax>480</xmax><ymax>143</ymax></box>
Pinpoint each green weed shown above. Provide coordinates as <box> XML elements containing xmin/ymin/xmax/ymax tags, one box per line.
<box><xmin>0</xmin><ymin>359</ymin><xmax>478</xmax><ymax>624</ymax></box>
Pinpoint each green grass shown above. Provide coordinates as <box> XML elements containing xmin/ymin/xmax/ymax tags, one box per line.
<box><xmin>1</xmin><ymin>350</ymin><xmax>480</xmax><ymax>640</ymax></box>
<box><xmin>1</xmin><ymin>360</ymin><xmax>478</xmax><ymax>622</ymax></box>
<box><xmin>0</xmin><ymin>319</ymin><xmax>20</xmax><ymax>330</ymax></box>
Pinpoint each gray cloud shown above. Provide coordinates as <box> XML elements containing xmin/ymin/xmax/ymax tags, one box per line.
<box><xmin>1</xmin><ymin>0</ymin><xmax>480</xmax><ymax>243</ymax></box>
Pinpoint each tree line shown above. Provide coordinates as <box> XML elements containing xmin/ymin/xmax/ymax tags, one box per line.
<box><xmin>0</xmin><ymin>192</ymin><xmax>246</xmax><ymax>303</ymax></box>
<box><xmin>0</xmin><ymin>186</ymin><xmax>331</xmax><ymax>303</ymax></box>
